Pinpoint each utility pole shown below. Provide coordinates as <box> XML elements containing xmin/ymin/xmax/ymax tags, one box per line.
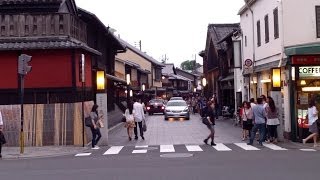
<box><xmin>18</xmin><ymin>54</ymin><xmax>32</xmax><ymax>154</ymax></box>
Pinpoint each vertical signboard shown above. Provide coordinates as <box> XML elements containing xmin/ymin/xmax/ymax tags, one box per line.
<box><xmin>96</xmin><ymin>93</ymin><xmax>108</xmax><ymax>145</ymax></box>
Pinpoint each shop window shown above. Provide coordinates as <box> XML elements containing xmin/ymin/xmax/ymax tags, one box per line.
<box><xmin>316</xmin><ymin>6</ymin><xmax>320</xmax><ymax>38</ymax></box>
<box><xmin>155</xmin><ymin>68</ymin><xmax>161</xmax><ymax>81</ymax></box>
<box><xmin>264</xmin><ymin>15</ymin><xmax>269</xmax><ymax>43</ymax></box>
<box><xmin>257</xmin><ymin>20</ymin><xmax>261</xmax><ymax>47</ymax></box>
<box><xmin>273</xmin><ymin>8</ymin><xmax>279</xmax><ymax>39</ymax></box>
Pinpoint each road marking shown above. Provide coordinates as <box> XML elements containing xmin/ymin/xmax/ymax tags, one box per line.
<box><xmin>263</xmin><ymin>144</ymin><xmax>287</xmax><ymax>150</ymax></box>
<box><xmin>160</xmin><ymin>145</ymin><xmax>175</xmax><ymax>153</ymax></box>
<box><xmin>135</xmin><ymin>145</ymin><xmax>149</xmax><ymax>148</ymax></box>
<box><xmin>185</xmin><ymin>145</ymin><xmax>203</xmax><ymax>152</ymax></box>
<box><xmin>300</xmin><ymin>149</ymin><xmax>317</xmax><ymax>152</ymax></box>
<box><xmin>235</xmin><ymin>143</ymin><xmax>260</xmax><ymax>150</ymax></box>
<box><xmin>132</xmin><ymin>149</ymin><xmax>148</xmax><ymax>154</ymax></box>
<box><xmin>75</xmin><ymin>153</ymin><xmax>92</xmax><ymax>157</ymax></box>
<box><xmin>103</xmin><ymin>146</ymin><xmax>124</xmax><ymax>155</ymax></box>
<box><xmin>212</xmin><ymin>143</ymin><xmax>232</xmax><ymax>151</ymax></box>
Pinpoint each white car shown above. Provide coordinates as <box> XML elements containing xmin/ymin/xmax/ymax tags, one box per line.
<box><xmin>164</xmin><ymin>100</ymin><xmax>190</xmax><ymax>120</ymax></box>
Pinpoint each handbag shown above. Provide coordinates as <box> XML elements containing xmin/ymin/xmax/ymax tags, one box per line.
<box><xmin>202</xmin><ymin>117</ymin><xmax>210</xmax><ymax>126</ymax></box>
<box><xmin>244</xmin><ymin>108</ymin><xmax>253</xmax><ymax>125</ymax></box>
<box><xmin>98</xmin><ymin>120</ymin><xmax>104</xmax><ymax>128</ymax></box>
<box><xmin>122</xmin><ymin>116</ymin><xmax>126</xmax><ymax>122</ymax></box>
<box><xmin>0</xmin><ymin>131</ymin><xmax>6</xmax><ymax>145</ymax></box>
<box><xmin>142</xmin><ymin>119</ymin><xmax>147</xmax><ymax>132</ymax></box>
<box><xmin>85</xmin><ymin>116</ymin><xmax>93</xmax><ymax>127</ymax></box>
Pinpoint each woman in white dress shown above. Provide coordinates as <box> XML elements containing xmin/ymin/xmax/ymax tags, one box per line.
<box><xmin>124</xmin><ymin>103</ymin><xmax>136</xmax><ymax>141</ymax></box>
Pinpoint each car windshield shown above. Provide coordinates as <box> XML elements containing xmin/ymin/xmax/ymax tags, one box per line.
<box><xmin>167</xmin><ymin>101</ymin><xmax>187</xmax><ymax>106</ymax></box>
<box><xmin>150</xmin><ymin>99</ymin><xmax>163</xmax><ymax>104</ymax></box>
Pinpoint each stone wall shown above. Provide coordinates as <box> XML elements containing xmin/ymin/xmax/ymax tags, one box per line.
<box><xmin>0</xmin><ymin>101</ymin><xmax>94</xmax><ymax>146</ymax></box>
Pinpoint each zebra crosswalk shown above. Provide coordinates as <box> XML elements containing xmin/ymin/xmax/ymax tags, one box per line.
<box><xmin>74</xmin><ymin>143</ymin><xmax>317</xmax><ymax>157</ymax></box>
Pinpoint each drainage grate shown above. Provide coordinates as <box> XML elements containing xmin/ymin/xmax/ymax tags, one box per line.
<box><xmin>160</xmin><ymin>153</ymin><xmax>193</xmax><ymax>158</ymax></box>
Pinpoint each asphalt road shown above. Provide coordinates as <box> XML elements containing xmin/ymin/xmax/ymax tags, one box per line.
<box><xmin>0</xmin><ymin>114</ymin><xmax>319</xmax><ymax>180</ymax></box>
<box><xmin>0</xmin><ymin>149</ymin><xmax>319</xmax><ymax>180</ymax></box>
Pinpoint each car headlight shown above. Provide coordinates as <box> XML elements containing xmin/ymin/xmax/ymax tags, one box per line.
<box><xmin>165</xmin><ymin>109</ymin><xmax>171</xmax><ymax>112</ymax></box>
<box><xmin>183</xmin><ymin>108</ymin><xmax>188</xmax><ymax>112</ymax></box>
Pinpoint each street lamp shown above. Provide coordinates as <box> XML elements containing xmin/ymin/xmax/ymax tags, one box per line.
<box><xmin>141</xmin><ymin>84</ymin><xmax>145</xmax><ymax>104</ymax></box>
<box><xmin>126</xmin><ymin>73</ymin><xmax>131</xmax><ymax>107</ymax></box>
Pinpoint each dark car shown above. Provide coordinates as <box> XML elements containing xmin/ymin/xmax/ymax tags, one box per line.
<box><xmin>146</xmin><ymin>99</ymin><xmax>166</xmax><ymax>115</ymax></box>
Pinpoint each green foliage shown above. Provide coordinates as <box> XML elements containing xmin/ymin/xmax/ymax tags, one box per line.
<box><xmin>180</xmin><ymin>60</ymin><xmax>201</xmax><ymax>71</ymax></box>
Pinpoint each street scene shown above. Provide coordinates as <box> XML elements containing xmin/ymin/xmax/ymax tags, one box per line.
<box><xmin>0</xmin><ymin>0</ymin><xmax>320</xmax><ymax>179</ymax></box>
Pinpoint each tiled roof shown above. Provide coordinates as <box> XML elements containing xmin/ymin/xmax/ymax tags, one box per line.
<box><xmin>168</xmin><ymin>74</ymin><xmax>193</xmax><ymax>81</ymax></box>
<box><xmin>238</xmin><ymin>0</ymin><xmax>257</xmax><ymax>15</ymax></box>
<box><xmin>0</xmin><ymin>38</ymin><xmax>101</xmax><ymax>55</ymax></box>
<box><xmin>208</xmin><ymin>23</ymin><xmax>240</xmax><ymax>50</ymax></box>
<box><xmin>0</xmin><ymin>0</ymin><xmax>62</xmax><ymax>5</ymax></box>
<box><xmin>117</xmin><ymin>38</ymin><xmax>164</xmax><ymax>67</ymax></box>
<box><xmin>162</xmin><ymin>63</ymin><xmax>175</xmax><ymax>75</ymax></box>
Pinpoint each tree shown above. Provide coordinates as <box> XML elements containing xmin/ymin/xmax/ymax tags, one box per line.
<box><xmin>180</xmin><ymin>60</ymin><xmax>201</xmax><ymax>71</ymax></box>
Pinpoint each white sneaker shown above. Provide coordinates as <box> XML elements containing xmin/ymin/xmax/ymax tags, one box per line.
<box><xmin>91</xmin><ymin>146</ymin><xmax>100</xmax><ymax>150</ymax></box>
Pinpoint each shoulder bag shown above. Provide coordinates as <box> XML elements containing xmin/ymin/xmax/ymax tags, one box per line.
<box><xmin>142</xmin><ymin>119</ymin><xmax>147</xmax><ymax>132</ymax></box>
<box><xmin>85</xmin><ymin>116</ymin><xmax>93</xmax><ymax>127</ymax></box>
<box><xmin>244</xmin><ymin>108</ymin><xmax>253</xmax><ymax>125</ymax></box>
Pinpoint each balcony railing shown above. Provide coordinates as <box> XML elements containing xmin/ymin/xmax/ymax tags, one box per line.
<box><xmin>0</xmin><ymin>13</ymin><xmax>87</xmax><ymax>43</ymax></box>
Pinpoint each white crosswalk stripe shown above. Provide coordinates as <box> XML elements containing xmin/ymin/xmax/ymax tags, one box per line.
<box><xmin>300</xmin><ymin>149</ymin><xmax>317</xmax><ymax>152</ymax></box>
<box><xmin>132</xmin><ymin>145</ymin><xmax>149</xmax><ymax>153</ymax></box>
<box><xmin>103</xmin><ymin>146</ymin><xmax>124</xmax><ymax>155</ymax></box>
<box><xmin>212</xmin><ymin>143</ymin><xmax>232</xmax><ymax>151</ymax></box>
<box><xmin>75</xmin><ymin>153</ymin><xmax>92</xmax><ymax>157</ymax></box>
<box><xmin>263</xmin><ymin>143</ymin><xmax>287</xmax><ymax>150</ymax></box>
<box><xmin>73</xmin><ymin>143</ymin><xmax>314</xmax><ymax>157</ymax></box>
<box><xmin>186</xmin><ymin>145</ymin><xmax>203</xmax><ymax>152</ymax></box>
<box><xmin>235</xmin><ymin>143</ymin><xmax>260</xmax><ymax>150</ymax></box>
<box><xmin>160</xmin><ymin>145</ymin><xmax>175</xmax><ymax>152</ymax></box>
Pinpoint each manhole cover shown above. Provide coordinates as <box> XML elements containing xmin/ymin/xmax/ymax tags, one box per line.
<box><xmin>160</xmin><ymin>153</ymin><xmax>193</xmax><ymax>158</ymax></box>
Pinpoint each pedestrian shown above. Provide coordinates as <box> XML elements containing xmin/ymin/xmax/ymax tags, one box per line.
<box><xmin>89</xmin><ymin>104</ymin><xmax>102</xmax><ymax>149</ymax></box>
<box><xmin>247</xmin><ymin>97</ymin><xmax>266</xmax><ymax>146</ymax></box>
<box><xmin>203</xmin><ymin>101</ymin><xmax>216</xmax><ymax>146</ymax></box>
<box><xmin>303</xmin><ymin>100</ymin><xmax>319</xmax><ymax>148</ymax></box>
<box><xmin>250</xmin><ymin>98</ymin><xmax>256</xmax><ymax>108</ymax></box>
<box><xmin>241</xmin><ymin>101</ymin><xmax>253</xmax><ymax>141</ymax></box>
<box><xmin>124</xmin><ymin>102</ymin><xmax>136</xmax><ymax>141</ymax></box>
<box><xmin>265</xmin><ymin>97</ymin><xmax>280</xmax><ymax>143</ymax></box>
<box><xmin>260</xmin><ymin>95</ymin><xmax>268</xmax><ymax>141</ymax></box>
<box><xmin>133</xmin><ymin>98</ymin><xmax>145</xmax><ymax>140</ymax></box>
<box><xmin>0</xmin><ymin>110</ymin><xmax>4</xmax><ymax>158</ymax></box>
<box><xmin>191</xmin><ymin>97</ymin><xmax>197</xmax><ymax>114</ymax></box>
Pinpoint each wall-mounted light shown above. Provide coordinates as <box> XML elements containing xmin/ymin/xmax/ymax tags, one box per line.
<box><xmin>129</xmin><ymin>90</ymin><xmax>133</xmax><ymax>97</ymax></box>
<box><xmin>251</xmin><ymin>76</ymin><xmax>257</xmax><ymax>84</ymax></box>
<box><xmin>260</xmin><ymin>79</ymin><xmax>271</xmax><ymax>83</ymax></box>
<box><xmin>96</xmin><ymin>70</ymin><xmax>105</xmax><ymax>90</ymax></box>
<box><xmin>142</xmin><ymin>84</ymin><xmax>145</xmax><ymax>91</ymax></box>
<box><xmin>162</xmin><ymin>75</ymin><xmax>165</xmax><ymax>80</ymax></box>
<box><xmin>126</xmin><ymin>73</ymin><xmax>131</xmax><ymax>85</ymax></box>
<box><xmin>291</xmin><ymin>67</ymin><xmax>295</xmax><ymax>81</ymax></box>
<box><xmin>300</xmin><ymin>80</ymin><xmax>306</xmax><ymax>86</ymax></box>
<box><xmin>202</xmin><ymin>77</ymin><xmax>207</xmax><ymax>87</ymax></box>
<box><xmin>272</xmin><ymin>68</ymin><xmax>281</xmax><ymax>90</ymax></box>
<box><xmin>302</xmin><ymin>87</ymin><xmax>320</xmax><ymax>92</ymax></box>
<box><xmin>194</xmin><ymin>87</ymin><xmax>197</xmax><ymax>92</ymax></box>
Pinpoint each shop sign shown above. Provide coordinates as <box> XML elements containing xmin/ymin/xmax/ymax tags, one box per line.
<box><xmin>243</xmin><ymin>59</ymin><xmax>253</xmax><ymax>74</ymax></box>
<box><xmin>299</xmin><ymin>66</ymin><xmax>320</xmax><ymax>79</ymax></box>
<box><xmin>292</xmin><ymin>55</ymin><xmax>320</xmax><ymax>65</ymax></box>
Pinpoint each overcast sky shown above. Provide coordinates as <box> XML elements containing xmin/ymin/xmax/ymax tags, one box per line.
<box><xmin>75</xmin><ymin>0</ymin><xmax>245</xmax><ymax>67</ymax></box>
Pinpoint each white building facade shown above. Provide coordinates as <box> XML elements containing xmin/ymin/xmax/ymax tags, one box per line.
<box><xmin>238</xmin><ymin>0</ymin><xmax>320</xmax><ymax>141</ymax></box>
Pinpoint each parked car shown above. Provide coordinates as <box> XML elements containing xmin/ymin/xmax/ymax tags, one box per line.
<box><xmin>170</xmin><ymin>97</ymin><xmax>183</xmax><ymax>101</ymax></box>
<box><xmin>164</xmin><ymin>100</ymin><xmax>190</xmax><ymax>120</ymax></box>
<box><xmin>146</xmin><ymin>99</ymin><xmax>166</xmax><ymax>115</ymax></box>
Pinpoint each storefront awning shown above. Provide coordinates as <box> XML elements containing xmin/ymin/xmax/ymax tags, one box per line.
<box><xmin>106</xmin><ymin>74</ymin><xmax>126</xmax><ymax>84</ymax></box>
<box><xmin>220</xmin><ymin>74</ymin><xmax>234</xmax><ymax>82</ymax></box>
<box><xmin>285</xmin><ymin>43</ymin><xmax>320</xmax><ymax>56</ymax></box>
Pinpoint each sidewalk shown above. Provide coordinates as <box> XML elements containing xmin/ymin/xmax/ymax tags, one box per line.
<box><xmin>1</xmin><ymin>146</ymin><xmax>89</xmax><ymax>160</ymax></box>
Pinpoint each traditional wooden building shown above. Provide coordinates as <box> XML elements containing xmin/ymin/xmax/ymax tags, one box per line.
<box><xmin>201</xmin><ymin>23</ymin><xmax>239</xmax><ymax>111</ymax></box>
<box><xmin>0</xmin><ymin>0</ymin><xmax>124</xmax><ymax>146</ymax></box>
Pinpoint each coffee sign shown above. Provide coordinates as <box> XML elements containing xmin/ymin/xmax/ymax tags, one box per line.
<box><xmin>299</xmin><ymin>66</ymin><xmax>320</xmax><ymax>78</ymax></box>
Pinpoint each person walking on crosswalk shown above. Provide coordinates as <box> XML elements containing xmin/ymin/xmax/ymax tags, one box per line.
<box><xmin>303</xmin><ymin>100</ymin><xmax>319</xmax><ymax>148</ymax></box>
<box><xmin>247</xmin><ymin>98</ymin><xmax>266</xmax><ymax>146</ymax></box>
<box><xmin>203</xmin><ymin>101</ymin><xmax>216</xmax><ymax>146</ymax></box>
<box><xmin>133</xmin><ymin>98</ymin><xmax>145</xmax><ymax>140</ymax></box>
